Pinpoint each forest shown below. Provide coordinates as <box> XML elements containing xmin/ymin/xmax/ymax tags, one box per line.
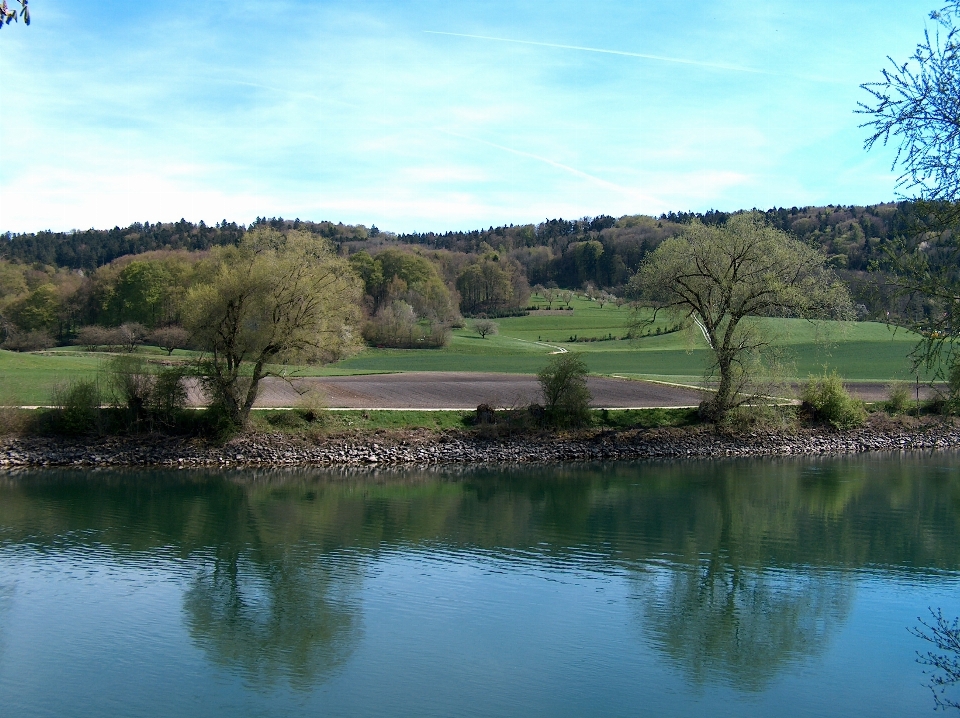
<box><xmin>0</xmin><ymin>201</ymin><xmax>946</xmax><ymax>353</ymax></box>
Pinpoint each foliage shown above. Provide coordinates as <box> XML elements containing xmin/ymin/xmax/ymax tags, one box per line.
<box><xmin>6</xmin><ymin>283</ymin><xmax>60</xmax><ymax>332</ymax></box>
<box><xmin>801</xmin><ymin>372</ymin><xmax>867</xmax><ymax>430</ymax></box>
<box><xmin>537</xmin><ymin>352</ymin><xmax>592</xmax><ymax>427</ymax></box>
<box><xmin>911</xmin><ymin>608</ymin><xmax>960</xmax><ymax>711</ymax></box>
<box><xmin>349</xmin><ymin>248</ymin><xmax>459</xmax><ymax>323</ymax></box>
<box><xmin>107</xmin><ymin>354</ymin><xmax>188</xmax><ymax>430</ymax></box>
<box><xmin>456</xmin><ymin>252</ymin><xmax>530</xmax><ymax>315</ymax></box>
<box><xmin>859</xmin><ymin>3</ymin><xmax>960</xmax><ymax>381</ymax></box>
<box><xmin>472</xmin><ymin>318</ymin><xmax>498</xmax><ymax>339</ymax></box>
<box><xmin>629</xmin><ymin>213</ymin><xmax>854</xmax><ymax>422</ymax></box>
<box><xmin>884</xmin><ymin>382</ymin><xmax>913</xmax><ymax>415</ymax></box>
<box><xmin>0</xmin><ymin>0</ymin><xmax>28</xmax><ymax>28</ymax></box>
<box><xmin>49</xmin><ymin>379</ymin><xmax>102</xmax><ymax>436</ymax></box>
<box><xmin>859</xmin><ymin>2</ymin><xmax>960</xmax><ymax>202</ymax></box>
<box><xmin>362</xmin><ymin>300</ymin><xmax>449</xmax><ymax>348</ymax></box>
<box><xmin>184</xmin><ymin>229</ymin><xmax>362</xmax><ymax>427</ymax></box>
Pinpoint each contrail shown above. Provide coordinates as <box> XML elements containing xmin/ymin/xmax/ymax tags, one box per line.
<box><xmin>437</xmin><ymin>128</ymin><xmax>665</xmax><ymax>209</ymax></box>
<box><xmin>424</xmin><ymin>30</ymin><xmax>843</xmax><ymax>84</ymax></box>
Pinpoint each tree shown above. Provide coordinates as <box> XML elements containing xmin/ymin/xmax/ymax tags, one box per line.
<box><xmin>858</xmin><ymin>1</ymin><xmax>960</xmax><ymax>202</ymax></box>
<box><xmin>148</xmin><ymin>325</ymin><xmax>190</xmax><ymax>356</ymax></box>
<box><xmin>859</xmin><ymin>1</ymin><xmax>960</xmax><ymax>385</ymax></box>
<box><xmin>537</xmin><ymin>352</ymin><xmax>592</xmax><ymax>427</ymax></box>
<box><xmin>628</xmin><ymin>214</ymin><xmax>853</xmax><ymax>423</ymax></box>
<box><xmin>472</xmin><ymin>318</ymin><xmax>498</xmax><ymax>339</ymax></box>
<box><xmin>541</xmin><ymin>287</ymin><xmax>556</xmax><ymax>309</ymax></box>
<box><xmin>911</xmin><ymin>609</ymin><xmax>960</xmax><ymax>711</ymax></box>
<box><xmin>1</xmin><ymin>0</ymin><xmax>29</xmax><ymax>29</ymax></box>
<box><xmin>184</xmin><ymin>229</ymin><xmax>362</xmax><ymax>427</ymax></box>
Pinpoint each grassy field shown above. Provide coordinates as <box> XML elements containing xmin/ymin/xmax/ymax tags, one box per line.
<box><xmin>0</xmin><ymin>295</ymin><xmax>926</xmax><ymax>405</ymax></box>
<box><xmin>336</xmin><ymin>297</ymin><xmax>922</xmax><ymax>382</ymax></box>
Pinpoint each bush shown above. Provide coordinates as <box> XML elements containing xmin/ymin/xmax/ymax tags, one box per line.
<box><xmin>947</xmin><ymin>359</ymin><xmax>960</xmax><ymax>415</ymax></box>
<box><xmin>295</xmin><ymin>389</ymin><xmax>329</xmax><ymax>426</ymax></box>
<box><xmin>362</xmin><ymin>301</ymin><xmax>450</xmax><ymax>348</ymax></box>
<box><xmin>884</xmin><ymin>382</ymin><xmax>912</xmax><ymax>415</ymax></box>
<box><xmin>537</xmin><ymin>352</ymin><xmax>592</xmax><ymax>427</ymax></box>
<box><xmin>107</xmin><ymin>355</ymin><xmax>188</xmax><ymax>430</ymax></box>
<box><xmin>801</xmin><ymin>372</ymin><xmax>867</xmax><ymax>430</ymax></box>
<box><xmin>117</xmin><ymin>323</ymin><xmax>147</xmax><ymax>352</ymax></box>
<box><xmin>148</xmin><ymin>326</ymin><xmax>191</xmax><ymax>355</ymax></box>
<box><xmin>75</xmin><ymin>325</ymin><xmax>124</xmax><ymax>351</ymax></box>
<box><xmin>50</xmin><ymin>379</ymin><xmax>102</xmax><ymax>435</ymax></box>
<box><xmin>2</xmin><ymin>330</ymin><xmax>55</xmax><ymax>352</ymax></box>
<box><xmin>152</xmin><ymin>366</ymin><xmax>188</xmax><ymax>426</ymax></box>
<box><xmin>108</xmin><ymin>355</ymin><xmax>154</xmax><ymax>427</ymax></box>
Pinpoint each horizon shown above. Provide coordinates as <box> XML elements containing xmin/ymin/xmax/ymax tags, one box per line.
<box><xmin>0</xmin><ymin>0</ymin><xmax>929</xmax><ymax>234</ymax></box>
<box><xmin>2</xmin><ymin>198</ymin><xmax>906</xmax><ymax>237</ymax></box>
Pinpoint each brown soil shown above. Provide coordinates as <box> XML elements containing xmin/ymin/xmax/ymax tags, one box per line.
<box><xmin>187</xmin><ymin>372</ymin><xmax>707</xmax><ymax>409</ymax></box>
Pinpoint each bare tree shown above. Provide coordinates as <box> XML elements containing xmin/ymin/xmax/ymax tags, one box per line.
<box><xmin>542</xmin><ymin>288</ymin><xmax>557</xmax><ymax>309</ymax></box>
<box><xmin>911</xmin><ymin>608</ymin><xmax>960</xmax><ymax>711</ymax></box>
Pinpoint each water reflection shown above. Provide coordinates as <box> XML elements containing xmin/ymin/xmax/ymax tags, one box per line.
<box><xmin>184</xmin><ymin>553</ymin><xmax>361</xmax><ymax>690</ymax></box>
<box><xmin>635</xmin><ymin>564</ymin><xmax>851</xmax><ymax>689</ymax></box>
<box><xmin>0</xmin><ymin>453</ymin><xmax>958</xmax><ymax>697</ymax></box>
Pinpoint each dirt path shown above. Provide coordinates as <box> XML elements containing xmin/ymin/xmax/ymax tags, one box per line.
<box><xmin>185</xmin><ymin>373</ymin><xmax>706</xmax><ymax>409</ymax></box>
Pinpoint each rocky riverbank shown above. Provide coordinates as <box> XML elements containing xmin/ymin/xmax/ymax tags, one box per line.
<box><xmin>2</xmin><ymin>416</ymin><xmax>959</xmax><ymax>469</ymax></box>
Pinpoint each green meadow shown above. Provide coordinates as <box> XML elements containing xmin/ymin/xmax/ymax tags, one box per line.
<box><xmin>0</xmin><ymin>296</ymin><xmax>925</xmax><ymax>405</ymax></box>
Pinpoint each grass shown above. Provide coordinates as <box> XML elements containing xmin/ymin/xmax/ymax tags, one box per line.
<box><xmin>335</xmin><ymin>298</ymin><xmax>923</xmax><ymax>382</ymax></box>
<box><xmin>0</xmin><ymin>295</ymin><xmax>928</xmax><ymax>406</ymax></box>
<box><xmin>253</xmin><ymin>406</ymin><xmax>698</xmax><ymax>433</ymax></box>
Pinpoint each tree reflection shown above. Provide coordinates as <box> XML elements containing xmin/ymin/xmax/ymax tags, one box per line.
<box><xmin>183</xmin><ymin>549</ymin><xmax>361</xmax><ymax>691</ymax></box>
<box><xmin>633</xmin><ymin>562</ymin><xmax>851</xmax><ymax>690</ymax></box>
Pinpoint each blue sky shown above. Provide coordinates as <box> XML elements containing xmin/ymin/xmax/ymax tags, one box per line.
<box><xmin>0</xmin><ymin>0</ymin><xmax>932</xmax><ymax>233</ymax></box>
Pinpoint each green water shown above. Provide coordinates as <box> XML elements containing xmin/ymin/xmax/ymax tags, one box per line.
<box><xmin>1</xmin><ymin>454</ymin><xmax>959</xmax><ymax>716</ymax></box>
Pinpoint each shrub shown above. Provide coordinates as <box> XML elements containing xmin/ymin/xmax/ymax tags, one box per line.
<box><xmin>148</xmin><ymin>326</ymin><xmax>191</xmax><ymax>355</ymax></box>
<box><xmin>1</xmin><ymin>330</ymin><xmax>55</xmax><ymax>352</ymax></box>
<box><xmin>295</xmin><ymin>389</ymin><xmax>329</xmax><ymax>426</ymax></box>
<box><xmin>117</xmin><ymin>323</ymin><xmax>147</xmax><ymax>352</ymax></box>
<box><xmin>75</xmin><ymin>325</ymin><xmax>122</xmax><ymax>351</ymax></box>
<box><xmin>537</xmin><ymin>352</ymin><xmax>592</xmax><ymax>428</ymax></box>
<box><xmin>151</xmin><ymin>366</ymin><xmax>188</xmax><ymax>427</ymax></box>
<box><xmin>801</xmin><ymin>371</ymin><xmax>867</xmax><ymax>430</ymax></box>
<box><xmin>884</xmin><ymin>382</ymin><xmax>912</xmax><ymax>415</ymax></box>
<box><xmin>50</xmin><ymin>379</ymin><xmax>102</xmax><ymax>435</ymax></box>
<box><xmin>108</xmin><ymin>355</ymin><xmax>154</xmax><ymax>426</ymax></box>
<box><xmin>362</xmin><ymin>301</ymin><xmax>450</xmax><ymax>348</ymax></box>
<box><xmin>107</xmin><ymin>355</ymin><xmax>188</xmax><ymax>430</ymax></box>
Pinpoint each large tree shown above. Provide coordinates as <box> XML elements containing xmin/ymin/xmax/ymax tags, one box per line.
<box><xmin>859</xmin><ymin>1</ymin><xmax>960</xmax><ymax>384</ymax></box>
<box><xmin>184</xmin><ymin>229</ymin><xmax>362</xmax><ymax>426</ymax></box>
<box><xmin>628</xmin><ymin>214</ymin><xmax>852</xmax><ymax>422</ymax></box>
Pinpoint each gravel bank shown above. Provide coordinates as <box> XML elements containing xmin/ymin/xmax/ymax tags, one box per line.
<box><xmin>2</xmin><ymin>419</ymin><xmax>959</xmax><ymax>469</ymax></box>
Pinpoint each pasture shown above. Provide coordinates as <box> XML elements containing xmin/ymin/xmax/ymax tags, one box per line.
<box><xmin>0</xmin><ymin>296</ymin><xmax>925</xmax><ymax>406</ymax></box>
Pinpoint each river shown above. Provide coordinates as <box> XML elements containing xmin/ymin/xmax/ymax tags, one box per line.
<box><xmin>1</xmin><ymin>453</ymin><xmax>959</xmax><ymax>716</ymax></box>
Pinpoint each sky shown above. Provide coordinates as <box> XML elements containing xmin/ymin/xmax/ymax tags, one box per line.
<box><xmin>0</xmin><ymin>0</ymin><xmax>934</xmax><ymax>233</ymax></box>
